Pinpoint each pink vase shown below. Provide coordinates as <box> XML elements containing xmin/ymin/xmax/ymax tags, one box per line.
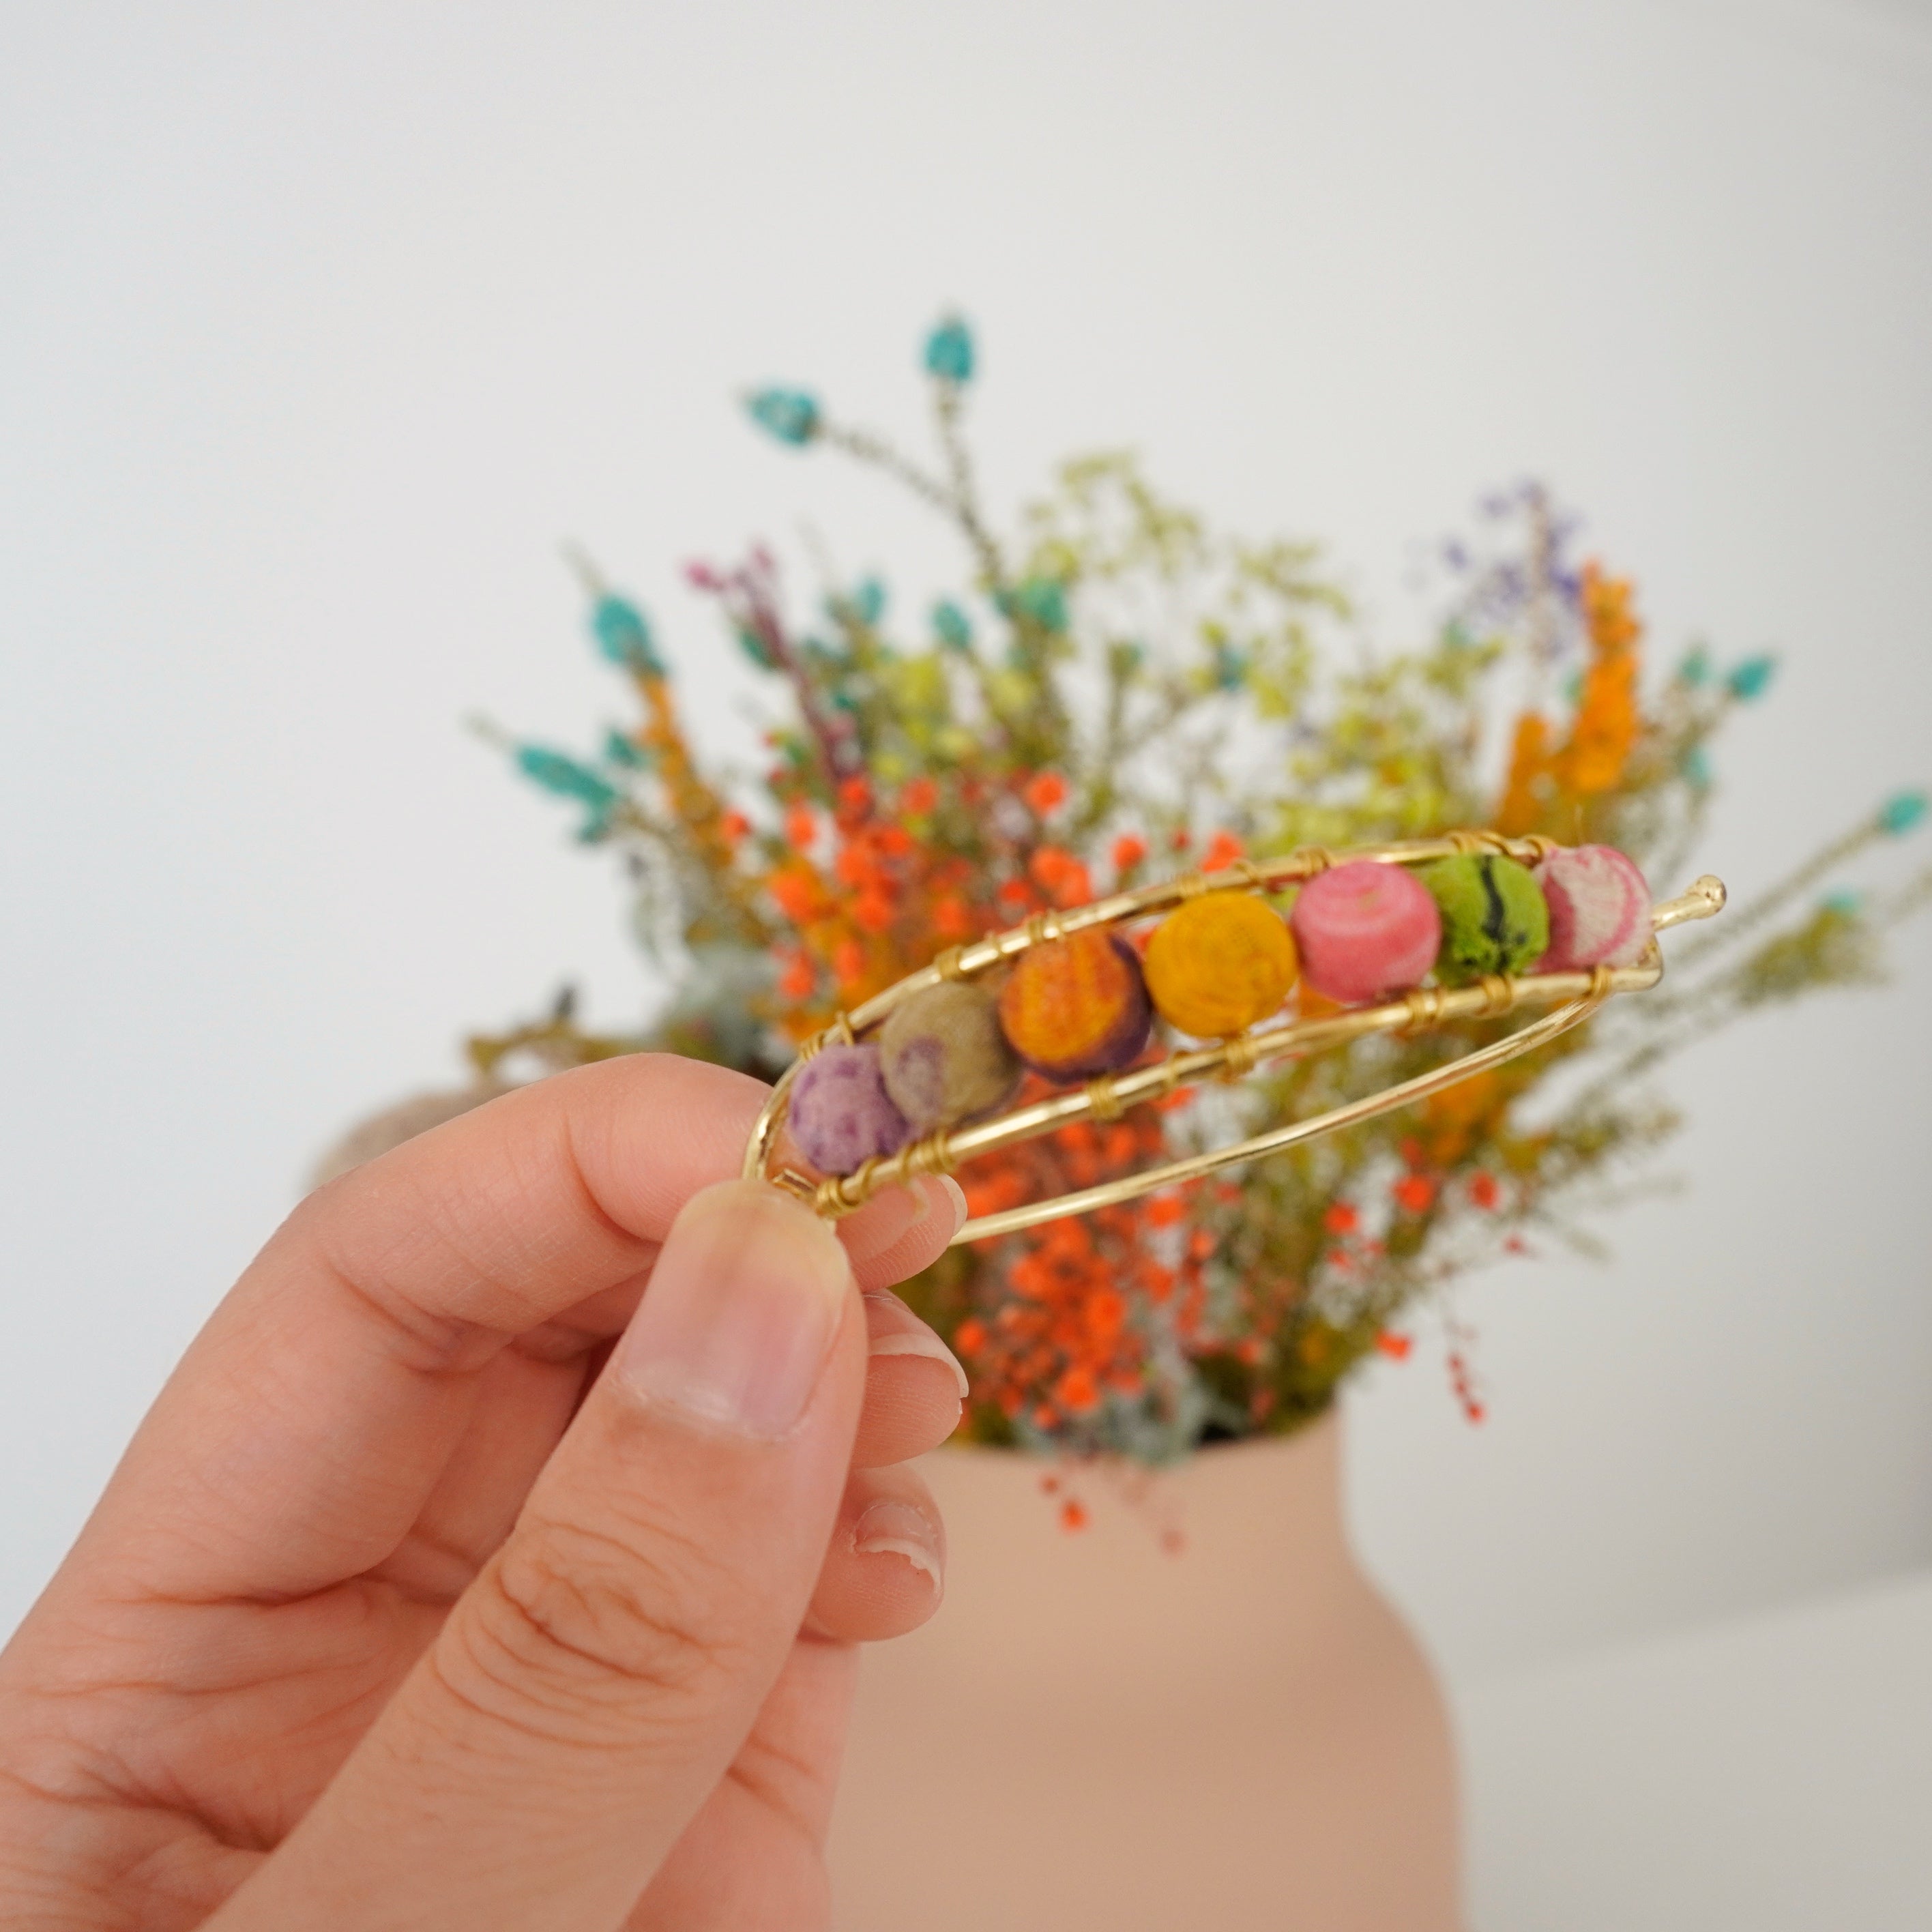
<box><xmin>828</xmin><ymin>1410</ymin><xmax>1461</xmax><ymax>1931</ymax></box>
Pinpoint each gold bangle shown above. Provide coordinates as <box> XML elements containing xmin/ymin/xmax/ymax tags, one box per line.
<box><xmin>739</xmin><ymin>838</ymin><xmax>1727</xmax><ymax>1245</ymax></box>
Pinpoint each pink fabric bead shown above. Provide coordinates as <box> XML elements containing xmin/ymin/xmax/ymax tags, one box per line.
<box><xmin>1534</xmin><ymin>845</ymin><xmax>1652</xmax><ymax>971</ymax></box>
<box><xmin>1290</xmin><ymin>860</ymin><xmax>1441</xmax><ymax>1005</ymax></box>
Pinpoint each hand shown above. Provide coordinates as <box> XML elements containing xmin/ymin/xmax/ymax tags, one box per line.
<box><xmin>0</xmin><ymin>1054</ymin><xmax>969</xmax><ymax>1931</ymax></box>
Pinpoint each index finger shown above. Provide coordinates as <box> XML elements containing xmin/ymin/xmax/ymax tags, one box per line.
<box><xmin>61</xmin><ymin>1053</ymin><xmax>956</xmax><ymax>1606</ymax></box>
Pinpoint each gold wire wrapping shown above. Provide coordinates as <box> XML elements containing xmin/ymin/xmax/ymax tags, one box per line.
<box><xmin>736</xmin><ymin>838</ymin><xmax>1728</xmax><ymax>1244</ymax></box>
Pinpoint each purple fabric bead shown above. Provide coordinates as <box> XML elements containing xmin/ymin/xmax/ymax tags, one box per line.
<box><xmin>788</xmin><ymin>1042</ymin><xmax>912</xmax><ymax>1176</ymax></box>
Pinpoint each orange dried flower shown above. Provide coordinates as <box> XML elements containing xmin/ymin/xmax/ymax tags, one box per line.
<box><xmin>765</xmin><ymin>864</ymin><xmax>823</xmax><ymax>923</ymax></box>
<box><xmin>1564</xmin><ymin>561</ymin><xmax>1643</xmax><ymax>795</ymax></box>
<box><xmin>1580</xmin><ymin>559</ymin><xmax>1643</xmax><ymax>652</ymax></box>
<box><xmin>1029</xmin><ymin>845</ymin><xmax>1077</xmax><ymax>891</ymax></box>
<box><xmin>1565</xmin><ymin>647</ymin><xmax>1640</xmax><ymax>795</ymax></box>
<box><xmin>1200</xmin><ymin>829</ymin><xmax>1246</xmax><ymax>872</ymax></box>
<box><xmin>1495</xmin><ymin>712</ymin><xmax>1556</xmax><ymax>836</ymax></box>
<box><xmin>1392</xmin><ymin>1173</ymin><xmax>1437</xmax><ymax>1215</ymax></box>
<box><xmin>1055</xmin><ymin>1364</ymin><xmax>1100</xmax><ymax>1413</ymax></box>
<box><xmin>931</xmin><ymin>894</ymin><xmax>973</xmax><ymax>939</ymax></box>
<box><xmin>949</xmin><ymin>1102</ymin><xmax>1209</xmax><ymax>1434</ymax></box>
<box><xmin>778</xmin><ymin>951</ymin><xmax>816</xmax><ymax>999</ymax></box>
<box><xmin>1025</xmin><ymin>771</ymin><xmax>1069</xmax><ymax>815</ymax></box>
<box><xmin>851</xmin><ymin>889</ymin><xmax>896</xmax><ymax>934</ymax></box>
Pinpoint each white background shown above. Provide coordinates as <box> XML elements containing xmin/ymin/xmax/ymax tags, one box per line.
<box><xmin>5</xmin><ymin>0</ymin><xmax>1931</xmax><ymax>1918</ymax></box>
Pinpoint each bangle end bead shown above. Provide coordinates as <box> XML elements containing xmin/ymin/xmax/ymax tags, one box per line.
<box><xmin>1534</xmin><ymin>845</ymin><xmax>1653</xmax><ymax>971</ymax></box>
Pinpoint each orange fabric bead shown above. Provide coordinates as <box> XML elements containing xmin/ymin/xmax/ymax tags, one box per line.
<box><xmin>1143</xmin><ymin>893</ymin><xmax>1298</xmax><ymax>1037</ymax></box>
<box><xmin>996</xmin><ymin>930</ymin><xmax>1152</xmax><ymax>1080</ymax></box>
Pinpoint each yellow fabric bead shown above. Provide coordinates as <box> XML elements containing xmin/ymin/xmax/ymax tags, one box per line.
<box><xmin>1144</xmin><ymin>893</ymin><xmax>1298</xmax><ymax>1038</ymax></box>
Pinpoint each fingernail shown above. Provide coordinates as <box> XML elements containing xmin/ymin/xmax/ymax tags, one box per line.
<box><xmin>864</xmin><ymin>1291</ymin><xmax>969</xmax><ymax>1399</ymax></box>
<box><xmin>853</xmin><ymin>1499</ymin><xmax>945</xmax><ymax>1593</ymax></box>
<box><xmin>615</xmin><ymin>1180</ymin><xmax>852</xmax><ymax>1438</ymax></box>
<box><xmin>840</xmin><ymin>1175</ymin><xmax>967</xmax><ymax>1268</ymax></box>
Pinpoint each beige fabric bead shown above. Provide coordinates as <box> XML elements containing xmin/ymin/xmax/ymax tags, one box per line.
<box><xmin>879</xmin><ymin>981</ymin><xmax>1023</xmax><ymax>1130</ymax></box>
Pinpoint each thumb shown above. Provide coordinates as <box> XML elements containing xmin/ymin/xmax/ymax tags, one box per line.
<box><xmin>214</xmin><ymin>1180</ymin><xmax>866</xmax><ymax>1932</ymax></box>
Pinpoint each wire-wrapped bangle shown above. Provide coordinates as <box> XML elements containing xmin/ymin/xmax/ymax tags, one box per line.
<box><xmin>741</xmin><ymin>832</ymin><xmax>1726</xmax><ymax>1245</ymax></box>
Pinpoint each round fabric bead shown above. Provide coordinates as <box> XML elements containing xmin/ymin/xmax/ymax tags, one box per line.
<box><xmin>1534</xmin><ymin>845</ymin><xmax>1653</xmax><ymax>971</ymax></box>
<box><xmin>1143</xmin><ymin>893</ymin><xmax>1298</xmax><ymax>1037</ymax></box>
<box><xmin>997</xmin><ymin>930</ymin><xmax>1153</xmax><ymax>1081</ymax></box>
<box><xmin>1421</xmin><ymin>854</ymin><xmax>1551</xmax><ymax>984</ymax></box>
<box><xmin>878</xmin><ymin>980</ymin><xmax>1023</xmax><ymax>1130</ymax></box>
<box><xmin>1289</xmin><ymin>860</ymin><xmax>1441</xmax><ymax>1006</ymax></box>
<box><xmin>788</xmin><ymin>1042</ymin><xmax>911</xmax><ymax>1175</ymax></box>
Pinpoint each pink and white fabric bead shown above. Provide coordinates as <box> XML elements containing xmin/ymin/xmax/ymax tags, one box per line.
<box><xmin>1533</xmin><ymin>845</ymin><xmax>1652</xmax><ymax>971</ymax></box>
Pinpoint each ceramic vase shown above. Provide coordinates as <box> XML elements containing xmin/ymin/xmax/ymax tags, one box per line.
<box><xmin>828</xmin><ymin>1409</ymin><xmax>1461</xmax><ymax>1931</ymax></box>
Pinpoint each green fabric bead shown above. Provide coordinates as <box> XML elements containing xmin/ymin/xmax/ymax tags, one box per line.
<box><xmin>878</xmin><ymin>981</ymin><xmax>1022</xmax><ymax>1130</ymax></box>
<box><xmin>1421</xmin><ymin>855</ymin><xmax>1550</xmax><ymax>983</ymax></box>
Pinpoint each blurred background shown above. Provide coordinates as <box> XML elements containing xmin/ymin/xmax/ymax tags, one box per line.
<box><xmin>4</xmin><ymin>2</ymin><xmax>1930</xmax><ymax>1924</ymax></box>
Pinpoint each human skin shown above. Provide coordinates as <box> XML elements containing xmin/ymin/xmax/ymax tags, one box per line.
<box><xmin>0</xmin><ymin>1053</ymin><xmax>971</xmax><ymax>1931</ymax></box>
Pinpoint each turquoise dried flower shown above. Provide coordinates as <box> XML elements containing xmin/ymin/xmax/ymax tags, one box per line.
<box><xmin>932</xmin><ymin>599</ymin><xmax>973</xmax><ymax>651</ymax></box>
<box><xmin>590</xmin><ymin>594</ymin><xmax>662</xmax><ymax>676</ymax></box>
<box><xmin>1726</xmin><ymin>655</ymin><xmax>1776</xmax><ymax>701</ymax></box>
<box><xmin>852</xmin><ymin>577</ymin><xmax>887</xmax><ymax>626</ymax></box>
<box><xmin>515</xmin><ymin>743</ymin><xmax>619</xmax><ymax>841</ymax></box>
<box><xmin>1880</xmin><ymin>790</ymin><xmax>1927</xmax><ymax>836</ymax></box>
<box><xmin>735</xmin><ymin>625</ymin><xmax>778</xmax><ymax>671</ymax></box>
<box><xmin>746</xmin><ymin>387</ymin><xmax>821</xmax><ymax>447</ymax></box>
<box><xmin>516</xmin><ymin>744</ymin><xmax>618</xmax><ymax>810</ymax></box>
<box><xmin>923</xmin><ymin>313</ymin><xmax>975</xmax><ymax>385</ymax></box>
<box><xmin>602</xmin><ymin>729</ymin><xmax>647</xmax><ymax>770</ymax></box>
<box><xmin>1001</xmin><ymin>576</ymin><xmax>1069</xmax><ymax>635</ymax></box>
